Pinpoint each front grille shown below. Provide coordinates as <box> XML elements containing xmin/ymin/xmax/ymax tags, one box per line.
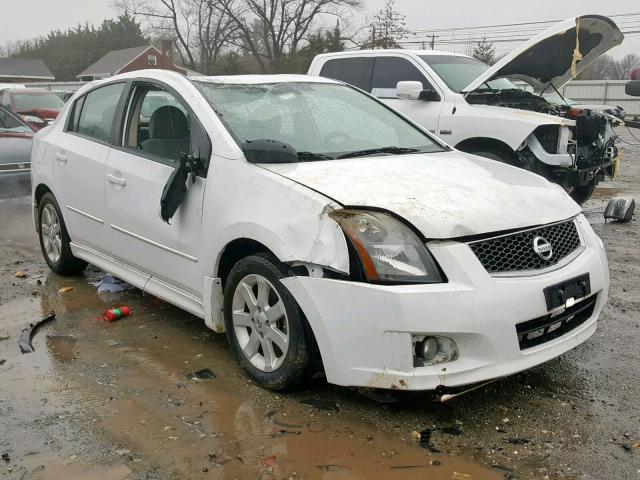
<box><xmin>469</xmin><ymin>219</ymin><xmax>582</xmax><ymax>274</ymax></box>
<box><xmin>516</xmin><ymin>294</ymin><xmax>597</xmax><ymax>350</ymax></box>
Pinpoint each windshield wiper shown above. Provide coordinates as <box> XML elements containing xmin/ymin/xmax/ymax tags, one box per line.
<box><xmin>297</xmin><ymin>151</ymin><xmax>334</xmax><ymax>161</ymax></box>
<box><xmin>337</xmin><ymin>146</ymin><xmax>422</xmax><ymax>159</ymax></box>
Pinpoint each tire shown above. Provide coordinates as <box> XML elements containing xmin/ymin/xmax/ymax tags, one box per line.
<box><xmin>468</xmin><ymin>148</ymin><xmax>517</xmax><ymax>165</ymax></box>
<box><xmin>37</xmin><ymin>192</ymin><xmax>87</xmax><ymax>275</ymax></box>
<box><xmin>223</xmin><ymin>253</ymin><xmax>312</xmax><ymax>391</ymax></box>
<box><xmin>569</xmin><ymin>178</ymin><xmax>598</xmax><ymax>205</ymax></box>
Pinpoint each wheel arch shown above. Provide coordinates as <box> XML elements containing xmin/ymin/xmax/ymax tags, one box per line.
<box><xmin>455</xmin><ymin>137</ymin><xmax>516</xmax><ymax>156</ymax></box>
<box><xmin>33</xmin><ymin>183</ymin><xmax>54</xmax><ymax>232</ymax></box>
<box><xmin>216</xmin><ymin>237</ymin><xmax>278</xmax><ymax>289</ymax></box>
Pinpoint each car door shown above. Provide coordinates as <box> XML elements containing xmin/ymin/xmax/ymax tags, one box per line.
<box><xmin>105</xmin><ymin>82</ymin><xmax>210</xmax><ymax>303</ymax></box>
<box><xmin>370</xmin><ymin>56</ymin><xmax>444</xmax><ymax>135</ymax></box>
<box><xmin>51</xmin><ymin>82</ymin><xmax>126</xmax><ymax>253</ymax></box>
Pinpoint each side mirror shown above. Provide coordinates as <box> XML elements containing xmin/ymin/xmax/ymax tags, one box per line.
<box><xmin>396</xmin><ymin>81</ymin><xmax>441</xmax><ymax>102</ymax></box>
<box><xmin>418</xmin><ymin>88</ymin><xmax>441</xmax><ymax>102</ymax></box>
<box><xmin>396</xmin><ymin>81</ymin><xmax>423</xmax><ymax>100</ymax></box>
<box><xmin>160</xmin><ymin>153</ymin><xmax>201</xmax><ymax>224</ymax></box>
<box><xmin>626</xmin><ymin>80</ymin><xmax>640</xmax><ymax>97</ymax></box>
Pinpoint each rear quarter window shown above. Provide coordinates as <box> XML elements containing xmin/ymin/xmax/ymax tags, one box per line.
<box><xmin>319</xmin><ymin>58</ymin><xmax>374</xmax><ymax>92</ymax></box>
<box><xmin>71</xmin><ymin>83</ymin><xmax>125</xmax><ymax>143</ymax></box>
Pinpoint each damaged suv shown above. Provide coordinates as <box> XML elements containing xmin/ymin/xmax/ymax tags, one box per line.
<box><xmin>32</xmin><ymin>71</ymin><xmax>609</xmax><ymax>392</ymax></box>
<box><xmin>309</xmin><ymin>15</ymin><xmax>624</xmax><ymax>204</ymax></box>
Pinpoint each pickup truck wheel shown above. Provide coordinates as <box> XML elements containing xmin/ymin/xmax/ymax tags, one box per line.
<box><xmin>37</xmin><ymin>193</ymin><xmax>87</xmax><ymax>275</ymax></box>
<box><xmin>569</xmin><ymin>178</ymin><xmax>598</xmax><ymax>205</ymax></box>
<box><xmin>223</xmin><ymin>253</ymin><xmax>310</xmax><ymax>391</ymax></box>
<box><xmin>467</xmin><ymin>148</ymin><xmax>517</xmax><ymax>165</ymax></box>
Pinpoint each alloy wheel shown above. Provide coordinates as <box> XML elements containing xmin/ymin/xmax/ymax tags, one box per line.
<box><xmin>41</xmin><ymin>204</ymin><xmax>62</xmax><ymax>264</ymax></box>
<box><xmin>232</xmin><ymin>274</ymin><xmax>290</xmax><ymax>372</ymax></box>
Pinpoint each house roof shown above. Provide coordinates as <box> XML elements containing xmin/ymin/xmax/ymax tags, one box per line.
<box><xmin>0</xmin><ymin>58</ymin><xmax>55</xmax><ymax>80</ymax></box>
<box><xmin>77</xmin><ymin>45</ymin><xmax>155</xmax><ymax>78</ymax></box>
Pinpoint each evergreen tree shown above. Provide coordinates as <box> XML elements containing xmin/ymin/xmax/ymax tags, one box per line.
<box><xmin>472</xmin><ymin>36</ymin><xmax>496</xmax><ymax>65</ymax></box>
<box><xmin>12</xmin><ymin>14</ymin><xmax>147</xmax><ymax>81</ymax></box>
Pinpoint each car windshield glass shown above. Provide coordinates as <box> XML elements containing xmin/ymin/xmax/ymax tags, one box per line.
<box><xmin>0</xmin><ymin>108</ymin><xmax>31</xmax><ymax>133</ymax></box>
<box><xmin>193</xmin><ymin>81</ymin><xmax>444</xmax><ymax>160</ymax></box>
<box><xmin>420</xmin><ymin>55</ymin><xmax>516</xmax><ymax>93</ymax></box>
<box><xmin>12</xmin><ymin>92</ymin><xmax>65</xmax><ymax>110</ymax></box>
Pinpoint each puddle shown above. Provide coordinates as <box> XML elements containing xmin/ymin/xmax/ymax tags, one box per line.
<box><xmin>47</xmin><ymin>335</ymin><xmax>78</xmax><ymax>363</ymax></box>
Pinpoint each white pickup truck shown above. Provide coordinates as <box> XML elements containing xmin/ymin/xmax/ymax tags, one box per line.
<box><xmin>309</xmin><ymin>15</ymin><xmax>624</xmax><ymax>204</ymax></box>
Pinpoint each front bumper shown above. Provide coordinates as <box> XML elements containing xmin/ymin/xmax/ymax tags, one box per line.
<box><xmin>282</xmin><ymin>215</ymin><xmax>609</xmax><ymax>391</ymax></box>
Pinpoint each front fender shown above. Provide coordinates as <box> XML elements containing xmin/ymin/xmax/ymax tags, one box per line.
<box><xmin>202</xmin><ymin>157</ymin><xmax>351</xmax><ymax>280</ymax></box>
<box><xmin>443</xmin><ymin>103</ymin><xmax>571</xmax><ymax>151</ymax></box>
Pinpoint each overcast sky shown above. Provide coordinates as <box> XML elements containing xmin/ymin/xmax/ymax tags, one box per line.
<box><xmin>1</xmin><ymin>0</ymin><xmax>638</xmax><ymax>58</ymax></box>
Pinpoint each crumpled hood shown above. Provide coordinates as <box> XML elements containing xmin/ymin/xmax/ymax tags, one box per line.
<box><xmin>261</xmin><ymin>151</ymin><xmax>581</xmax><ymax>239</ymax></box>
<box><xmin>463</xmin><ymin>15</ymin><xmax>624</xmax><ymax>93</ymax></box>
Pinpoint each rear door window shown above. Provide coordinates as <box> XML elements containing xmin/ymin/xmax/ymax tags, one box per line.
<box><xmin>74</xmin><ymin>83</ymin><xmax>125</xmax><ymax>143</ymax></box>
<box><xmin>319</xmin><ymin>58</ymin><xmax>374</xmax><ymax>92</ymax></box>
<box><xmin>371</xmin><ymin>57</ymin><xmax>434</xmax><ymax>99</ymax></box>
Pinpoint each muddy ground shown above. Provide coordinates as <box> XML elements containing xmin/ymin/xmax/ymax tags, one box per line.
<box><xmin>1</xmin><ymin>131</ymin><xmax>640</xmax><ymax>480</ymax></box>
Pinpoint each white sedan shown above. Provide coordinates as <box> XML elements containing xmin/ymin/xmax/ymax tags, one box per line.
<box><xmin>31</xmin><ymin>70</ymin><xmax>609</xmax><ymax>391</ymax></box>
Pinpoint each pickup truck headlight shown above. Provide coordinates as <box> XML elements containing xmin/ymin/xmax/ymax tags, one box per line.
<box><xmin>330</xmin><ymin>209</ymin><xmax>444</xmax><ymax>284</ymax></box>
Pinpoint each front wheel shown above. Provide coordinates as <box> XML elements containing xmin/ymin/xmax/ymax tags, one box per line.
<box><xmin>223</xmin><ymin>253</ymin><xmax>311</xmax><ymax>390</ymax></box>
<box><xmin>38</xmin><ymin>192</ymin><xmax>87</xmax><ymax>275</ymax></box>
<box><xmin>568</xmin><ymin>178</ymin><xmax>598</xmax><ymax>205</ymax></box>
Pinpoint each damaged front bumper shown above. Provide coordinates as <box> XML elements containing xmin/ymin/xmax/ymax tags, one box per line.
<box><xmin>281</xmin><ymin>215</ymin><xmax>609</xmax><ymax>391</ymax></box>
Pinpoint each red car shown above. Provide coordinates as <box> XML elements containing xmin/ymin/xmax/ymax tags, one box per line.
<box><xmin>0</xmin><ymin>88</ymin><xmax>65</xmax><ymax>130</ymax></box>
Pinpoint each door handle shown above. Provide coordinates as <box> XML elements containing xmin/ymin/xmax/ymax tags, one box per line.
<box><xmin>55</xmin><ymin>152</ymin><xmax>68</xmax><ymax>163</ymax></box>
<box><xmin>106</xmin><ymin>173</ymin><xmax>127</xmax><ymax>186</ymax></box>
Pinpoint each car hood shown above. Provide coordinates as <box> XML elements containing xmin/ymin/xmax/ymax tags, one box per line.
<box><xmin>462</xmin><ymin>15</ymin><xmax>624</xmax><ymax>93</ymax></box>
<box><xmin>260</xmin><ymin>151</ymin><xmax>581</xmax><ymax>239</ymax></box>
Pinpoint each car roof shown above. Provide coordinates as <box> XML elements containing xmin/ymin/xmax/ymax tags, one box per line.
<box><xmin>190</xmin><ymin>74</ymin><xmax>340</xmax><ymax>85</ymax></box>
<box><xmin>4</xmin><ymin>88</ymin><xmax>55</xmax><ymax>94</ymax></box>
<box><xmin>315</xmin><ymin>49</ymin><xmax>473</xmax><ymax>59</ymax></box>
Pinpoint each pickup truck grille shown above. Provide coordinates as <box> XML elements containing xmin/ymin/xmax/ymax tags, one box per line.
<box><xmin>469</xmin><ymin>219</ymin><xmax>582</xmax><ymax>274</ymax></box>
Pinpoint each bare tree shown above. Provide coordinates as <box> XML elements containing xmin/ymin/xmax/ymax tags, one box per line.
<box><xmin>578</xmin><ymin>53</ymin><xmax>640</xmax><ymax>80</ymax></box>
<box><xmin>610</xmin><ymin>54</ymin><xmax>640</xmax><ymax>80</ymax></box>
<box><xmin>362</xmin><ymin>0</ymin><xmax>408</xmax><ymax>49</ymax></box>
<box><xmin>114</xmin><ymin>0</ymin><xmax>237</xmax><ymax>72</ymax></box>
<box><xmin>216</xmin><ymin>0</ymin><xmax>361</xmax><ymax>73</ymax></box>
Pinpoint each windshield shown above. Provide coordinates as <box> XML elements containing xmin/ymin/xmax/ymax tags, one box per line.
<box><xmin>420</xmin><ymin>55</ymin><xmax>516</xmax><ymax>93</ymax></box>
<box><xmin>12</xmin><ymin>92</ymin><xmax>65</xmax><ymax>110</ymax></box>
<box><xmin>193</xmin><ymin>81</ymin><xmax>444</xmax><ymax>160</ymax></box>
<box><xmin>0</xmin><ymin>107</ymin><xmax>31</xmax><ymax>133</ymax></box>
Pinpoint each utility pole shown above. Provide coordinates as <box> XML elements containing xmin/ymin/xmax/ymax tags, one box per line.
<box><xmin>430</xmin><ymin>33</ymin><xmax>436</xmax><ymax>49</ymax></box>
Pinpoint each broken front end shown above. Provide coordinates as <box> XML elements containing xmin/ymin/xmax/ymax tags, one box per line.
<box><xmin>519</xmin><ymin>108</ymin><xmax>621</xmax><ymax>204</ymax></box>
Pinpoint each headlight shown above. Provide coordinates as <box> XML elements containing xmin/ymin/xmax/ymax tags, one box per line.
<box><xmin>330</xmin><ymin>209</ymin><xmax>444</xmax><ymax>284</ymax></box>
<box><xmin>22</xmin><ymin>115</ymin><xmax>46</xmax><ymax>124</ymax></box>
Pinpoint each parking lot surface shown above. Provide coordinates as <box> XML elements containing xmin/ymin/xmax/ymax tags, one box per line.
<box><xmin>1</xmin><ymin>130</ymin><xmax>639</xmax><ymax>479</ymax></box>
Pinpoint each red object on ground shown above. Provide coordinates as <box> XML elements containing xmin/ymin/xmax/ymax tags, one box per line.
<box><xmin>103</xmin><ymin>306</ymin><xmax>132</xmax><ymax>322</ymax></box>
<box><xmin>632</xmin><ymin>68</ymin><xmax>639</xmax><ymax>81</ymax></box>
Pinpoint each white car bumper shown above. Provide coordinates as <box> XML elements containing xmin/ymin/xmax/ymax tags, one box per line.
<box><xmin>281</xmin><ymin>215</ymin><xmax>609</xmax><ymax>391</ymax></box>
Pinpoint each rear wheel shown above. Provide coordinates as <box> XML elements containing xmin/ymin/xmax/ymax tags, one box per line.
<box><xmin>38</xmin><ymin>193</ymin><xmax>87</xmax><ymax>275</ymax></box>
<box><xmin>223</xmin><ymin>253</ymin><xmax>311</xmax><ymax>390</ymax></box>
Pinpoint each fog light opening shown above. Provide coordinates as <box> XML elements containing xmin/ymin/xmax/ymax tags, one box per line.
<box><xmin>413</xmin><ymin>336</ymin><xmax>458</xmax><ymax>367</ymax></box>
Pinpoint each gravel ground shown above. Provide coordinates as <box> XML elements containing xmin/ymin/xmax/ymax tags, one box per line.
<box><xmin>0</xmin><ymin>129</ymin><xmax>639</xmax><ymax>480</ymax></box>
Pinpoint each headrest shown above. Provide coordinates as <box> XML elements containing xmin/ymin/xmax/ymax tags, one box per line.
<box><xmin>149</xmin><ymin>105</ymin><xmax>189</xmax><ymax>139</ymax></box>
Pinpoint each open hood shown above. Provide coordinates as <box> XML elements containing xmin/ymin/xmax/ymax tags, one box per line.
<box><xmin>260</xmin><ymin>152</ymin><xmax>581</xmax><ymax>239</ymax></box>
<box><xmin>462</xmin><ymin>15</ymin><xmax>624</xmax><ymax>93</ymax></box>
